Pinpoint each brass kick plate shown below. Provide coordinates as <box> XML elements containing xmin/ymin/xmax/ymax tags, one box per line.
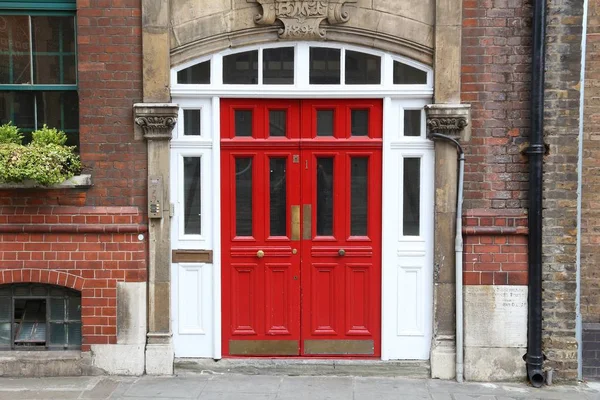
<box><xmin>229</xmin><ymin>340</ymin><xmax>299</xmax><ymax>356</ymax></box>
<box><xmin>302</xmin><ymin>204</ymin><xmax>311</xmax><ymax>240</ymax></box>
<box><xmin>303</xmin><ymin>340</ymin><xmax>375</xmax><ymax>355</ymax></box>
<box><xmin>291</xmin><ymin>205</ymin><xmax>300</xmax><ymax>241</ymax></box>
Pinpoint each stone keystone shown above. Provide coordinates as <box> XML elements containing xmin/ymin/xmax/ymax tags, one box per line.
<box><xmin>248</xmin><ymin>0</ymin><xmax>357</xmax><ymax>40</ymax></box>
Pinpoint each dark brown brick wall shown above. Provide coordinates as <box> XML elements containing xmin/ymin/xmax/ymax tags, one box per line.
<box><xmin>76</xmin><ymin>0</ymin><xmax>145</xmax><ymax>208</ymax></box>
<box><xmin>542</xmin><ymin>0</ymin><xmax>584</xmax><ymax>381</ymax></box>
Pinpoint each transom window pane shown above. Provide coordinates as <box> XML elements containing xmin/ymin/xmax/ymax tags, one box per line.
<box><xmin>183</xmin><ymin>157</ymin><xmax>201</xmax><ymax>235</ymax></box>
<box><xmin>351</xmin><ymin>110</ymin><xmax>369</xmax><ymax>136</ymax></box>
<box><xmin>309</xmin><ymin>47</ymin><xmax>340</xmax><ymax>85</ymax></box>
<box><xmin>404</xmin><ymin>110</ymin><xmax>421</xmax><ymax>137</ymax></box>
<box><xmin>345</xmin><ymin>50</ymin><xmax>381</xmax><ymax>84</ymax></box>
<box><xmin>177</xmin><ymin>61</ymin><xmax>210</xmax><ymax>84</ymax></box>
<box><xmin>223</xmin><ymin>50</ymin><xmax>258</xmax><ymax>84</ymax></box>
<box><xmin>263</xmin><ymin>47</ymin><xmax>294</xmax><ymax>85</ymax></box>
<box><xmin>183</xmin><ymin>109</ymin><xmax>201</xmax><ymax>136</ymax></box>
<box><xmin>393</xmin><ymin>61</ymin><xmax>427</xmax><ymax>84</ymax></box>
<box><xmin>317</xmin><ymin>110</ymin><xmax>334</xmax><ymax>136</ymax></box>
<box><xmin>235</xmin><ymin>110</ymin><xmax>253</xmax><ymax>137</ymax></box>
<box><xmin>403</xmin><ymin>158</ymin><xmax>421</xmax><ymax>236</ymax></box>
<box><xmin>269</xmin><ymin>110</ymin><xmax>287</xmax><ymax>137</ymax></box>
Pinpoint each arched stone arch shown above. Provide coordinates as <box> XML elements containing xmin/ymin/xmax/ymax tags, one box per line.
<box><xmin>0</xmin><ymin>269</ymin><xmax>85</xmax><ymax>292</ymax></box>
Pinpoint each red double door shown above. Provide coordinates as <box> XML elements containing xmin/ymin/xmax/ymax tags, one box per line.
<box><xmin>221</xmin><ymin>99</ymin><xmax>382</xmax><ymax>357</ymax></box>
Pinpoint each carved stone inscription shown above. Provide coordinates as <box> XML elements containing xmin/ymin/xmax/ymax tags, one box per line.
<box><xmin>464</xmin><ymin>286</ymin><xmax>527</xmax><ymax>348</ymax></box>
<box><xmin>249</xmin><ymin>0</ymin><xmax>357</xmax><ymax>39</ymax></box>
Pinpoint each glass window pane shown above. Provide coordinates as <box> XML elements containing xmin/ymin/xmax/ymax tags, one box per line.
<box><xmin>0</xmin><ymin>297</ymin><xmax>9</xmax><ymax>320</ymax></box>
<box><xmin>32</xmin><ymin>16</ymin><xmax>76</xmax><ymax>84</ymax></box>
<box><xmin>393</xmin><ymin>61</ymin><xmax>427</xmax><ymax>84</ymax></box>
<box><xmin>31</xmin><ymin>285</ymin><xmax>48</xmax><ymax>296</ymax></box>
<box><xmin>236</xmin><ymin>157</ymin><xmax>253</xmax><ymax>237</ymax></box>
<box><xmin>270</xmin><ymin>158</ymin><xmax>287</xmax><ymax>237</ymax></box>
<box><xmin>67</xmin><ymin>322</ymin><xmax>81</xmax><ymax>346</ymax></box>
<box><xmin>0</xmin><ymin>16</ymin><xmax>31</xmax><ymax>84</ymax></box>
<box><xmin>0</xmin><ymin>92</ymin><xmax>36</xmax><ymax>136</ymax></box>
<box><xmin>403</xmin><ymin>158</ymin><xmax>421</xmax><ymax>236</ymax></box>
<box><xmin>309</xmin><ymin>47</ymin><xmax>340</xmax><ymax>84</ymax></box>
<box><xmin>183</xmin><ymin>109</ymin><xmax>201</xmax><ymax>136</ymax></box>
<box><xmin>68</xmin><ymin>296</ymin><xmax>81</xmax><ymax>320</ymax></box>
<box><xmin>37</xmin><ymin>91</ymin><xmax>79</xmax><ymax>147</ymax></box>
<box><xmin>177</xmin><ymin>61</ymin><xmax>210</xmax><ymax>84</ymax></box>
<box><xmin>351</xmin><ymin>110</ymin><xmax>369</xmax><ymax>136</ymax></box>
<box><xmin>345</xmin><ymin>50</ymin><xmax>381</xmax><ymax>84</ymax></box>
<box><xmin>263</xmin><ymin>47</ymin><xmax>294</xmax><ymax>84</ymax></box>
<box><xmin>49</xmin><ymin>322</ymin><xmax>66</xmax><ymax>345</ymax></box>
<box><xmin>317</xmin><ymin>110</ymin><xmax>334</xmax><ymax>137</ymax></box>
<box><xmin>235</xmin><ymin>110</ymin><xmax>253</xmax><ymax>137</ymax></box>
<box><xmin>404</xmin><ymin>110</ymin><xmax>421</xmax><ymax>137</ymax></box>
<box><xmin>316</xmin><ymin>157</ymin><xmax>334</xmax><ymax>236</ymax></box>
<box><xmin>50</xmin><ymin>298</ymin><xmax>65</xmax><ymax>320</ymax></box>
<box><xmin>269</xmin><ymin>110</ymin><xmax>286</xmax><ymax>137</ymax></box>
<box><xmin>0</xmin><ymin>322</ymin><xmax>10</xmax><ymax>346</ymax></box>
<box><xmin>351</xmin><ymin>158</ymin><xmax>368</xmax><ymax>236</ymax></box>
<box><xmin>183</xmin><ymin>157</ymin><xmax>201</xmax><ymax>235</ymax></box>
<box><xmin>223</xmin><ymin>51</ymin><xmax>258</xmax><ymax>84</ymax></box>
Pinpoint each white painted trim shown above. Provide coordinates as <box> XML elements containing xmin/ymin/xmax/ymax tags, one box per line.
<box><xmin>171</xmin><ymin>88</ymin><xmax>433</xmax><ymax>99</ymax></box>
<box><xmin>211</xmin><ymin>96</ymin><xmax>222</xmax><ymax>360</ymax></box>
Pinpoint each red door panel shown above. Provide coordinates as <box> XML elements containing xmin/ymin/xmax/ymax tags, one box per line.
<box><xmin>221</xmin><ymin>99</ymin><xmax>382</xmax><ymax>357</ymax></box>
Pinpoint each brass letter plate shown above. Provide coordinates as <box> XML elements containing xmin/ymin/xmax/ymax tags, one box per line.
<box><xmin>302</xmin><ymin>204</ymin><xmax>311</xmax><ymax>240</ymax></box>
<box><xmin>172</xmin><ymin>250</ymin><xmax>213</xmax><ymax>263</ymax></box>
<box><xmin>291</xmin><ymin>205</ymin><xmax>300</xmax><ymax>241</ymax></box>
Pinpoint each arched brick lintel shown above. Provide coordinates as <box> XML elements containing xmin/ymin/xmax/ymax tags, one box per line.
<box><xmin>0</xmin><ymin>269</ymin><xmax>85</xmax><ymax>292</ymax></box>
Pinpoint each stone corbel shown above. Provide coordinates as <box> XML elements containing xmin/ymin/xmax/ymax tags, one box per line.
<box><xmin>425</xmin><ymin>104</ymin><xmax>471</xmax><ymax>142</ymax></box>
<box><xmin>133</xmin><ymin>103</ymin><xmax>179</xmax><ymax>141</ymax></box>
<box><xmin>248</xmin><ymin>0</ymin><xmax>357</xmax><ymax>40</ymax></box>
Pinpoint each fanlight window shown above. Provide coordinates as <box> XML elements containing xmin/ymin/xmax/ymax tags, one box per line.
<box><xmin>174</xmin><ymin>45</ymin><xmax>430</xmax><ymax>87</ymax></box>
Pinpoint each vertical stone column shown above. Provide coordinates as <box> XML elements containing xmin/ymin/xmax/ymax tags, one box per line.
<box><xmin>137</xmin><ymin>0</ymin><xmax>176</xmax><ymax>375</ymax></box>
<box><xmin>429</xmin><ymin>0</ymin><xmax>468</xmax><ymax>379</ymax></box>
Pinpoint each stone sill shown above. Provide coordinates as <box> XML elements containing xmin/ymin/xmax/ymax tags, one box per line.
<box><xmin>0</xmin><ymin>350</ymin><xmax>82</xmax><ymax>361</ymax></box>
<box><xmin>0</xmin><ymin>174</ymin><xmax>92</xmax><ymax>189</ymax></box>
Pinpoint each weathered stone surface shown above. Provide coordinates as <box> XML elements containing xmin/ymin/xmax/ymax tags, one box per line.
<box><xmin>92</xmin><ymin>344</ymin><xmax>145</xmax><ymax>375</ymax></box>
<box><xmin>464</xmin><ymin>347</ymin><xmax>527</xmax><ymax>381</ymax></box>
<box><xmin>117</xmin><ymin>282</ymin><xmax>147</xmax><ymax>345</ymax></box>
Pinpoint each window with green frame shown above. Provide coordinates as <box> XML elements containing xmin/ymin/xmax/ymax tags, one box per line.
<box><xmin>0</xmin><ymin>0</ymin><xmax>78</xmax><ymax>147</ymax></box>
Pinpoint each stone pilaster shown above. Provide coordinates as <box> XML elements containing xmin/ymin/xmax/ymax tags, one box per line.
<box><xmin>134</xmin><ymin>103</ymin><xmax>178</xmax><ymax>375</ymax></box>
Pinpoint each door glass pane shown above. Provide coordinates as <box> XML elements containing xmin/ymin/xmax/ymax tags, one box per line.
<box><xmin>316</xmin><ymin>157</ymin><xmax>334</xmax><ymax>236</ymax></box>
<box><xmin>177</xmin><ymin>61</ymin><xmax>210</xmax><ymax>84</ymax></box>
<box><xmin>183</xmin><ymin>110</ymin><xmax>201</xmax><ymax>136</ymax></box>
<box><xmin>223</xmin><ymin>50</ymin><xmax>258</xmax><ymax>84</ymax></box>
<box><xmin>404</xmin><ymin>110</ymin><xmax>421</xmax><ymax>137</ymax></box>
<box><xmin>269</xmin><ymin>110</ymin><xmax>286</xmax><ymax>137</ymax></box>
<box><xmin>235</xmin><ymin>110</ymin><xmax>253</xmax><ymax>137</ymax></box>
<box><xmin>309</xmin><ymin>47</ymin><xmax>340</xmax><ymax>84</ymax></box>
<box><xmin>351</xmin><ymin>110</ymin><xmax>369</xmax><ymax>136</ymax></box>
<box><xmin>317</xmin><ymin>110</ymin><xmax>334</xmax><ymax>136</ymax></box>
<box><xmin>270</xmin><ymin>158</ymin><xmax>287</xmax><ymax>236</ymax></box>
<box><xmin>351</xmin><ymin>158</ymin><xmax>368</xmax><ymax>236</ymax></box>
<box><xmin>236</xmin><ymin>158</ymin><xmax>253</xmax><ymax>236</ymax></box>
<box><xmin>393</xmin><ymin>61</ymin><xmax>427</xmax><ymax>84</ymax></box>
<box><xmin>0</xmin><ymin>16</ymin><xmax>31</xmax><ymax>84</ymax></box>
<box><xmin>184</xmin><ymin>157</ymin><xmax>201</xmax><ymax>235</ymax></box>
<box><xmin>345</xmin><ymin>50</ymin><xmax>381</xmax><ymax>84</ymax></box>
<box><xmin>263</xmin><ymin>47</ymin><xmax>294</xmax><ymax>84</ymax></box>
<box><xmin>403</xmin><ymin>158</ymin><xmax>421</xmax><ymax>236</ymax></box>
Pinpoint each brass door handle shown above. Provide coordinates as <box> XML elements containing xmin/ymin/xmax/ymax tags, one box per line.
<box><xmin>338</xmin><ymin>249</ymin><xmax>345</xmax><ymax>256</ymax></box>
<box><xmin>257</xmin><ymin>250</ymin><xmax>265</xmax><ymax>258</ymax></box>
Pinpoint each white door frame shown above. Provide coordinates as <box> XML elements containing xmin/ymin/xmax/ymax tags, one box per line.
<box><xmin>170</xmin><ymin>42</ymin><xmax>434</xmax><ymax>360</ymax></box>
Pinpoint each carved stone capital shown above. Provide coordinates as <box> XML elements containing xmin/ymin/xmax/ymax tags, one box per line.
<box><xmin>425</xmin><ymin>104</ymin><xmax>472</xmax><ymax>141</ymax></box>
<box><xmin>134</xmin><ymin>103</ymin><xmax>179</xmax><ymax>141</ymax></box>
<box><xmin>248</xmin><ymin>0</ymin><xmax>357</xmax><ymax>40</ymax></box>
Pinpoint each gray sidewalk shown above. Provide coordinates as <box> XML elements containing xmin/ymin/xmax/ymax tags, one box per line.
<box><xmin>0</xmin><ymin>374</ymin><xmax>598</xmax><ymax>400</ymax></box>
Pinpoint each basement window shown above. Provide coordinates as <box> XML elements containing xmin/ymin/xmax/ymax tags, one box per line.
<box><xmin>0</xmin><ymin>284</ymin><xmax>81</xmax><ymax>350</ymax></box>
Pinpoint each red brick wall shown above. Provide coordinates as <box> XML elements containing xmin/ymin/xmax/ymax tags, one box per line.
<box><xmin>463</xmin><ymin>209</ymin><xmax>528</xmax><ymax>285</ymax></box>
<box><xmin>461</xmin><ymin>0</ymin><xmax>531</xmax><ymax>285</ymax></box>
<box><xmin>76</xmin><ymin>0</ymin><xmax>145</xmax><ymax>208</ymax></box>
<box><xmin>0</xmin><ymin>206</ymin><xmax>147</xmax><ymax>351</ymax></box>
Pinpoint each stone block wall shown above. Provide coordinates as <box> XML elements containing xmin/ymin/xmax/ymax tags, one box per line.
<box><xmin>542</xmin><ymin>0</ymin><xmax>584</xmax><ymax>381</ymax></box>
<box><xmin>581</xmin><ymin>0</ymin><xmax>600</xmax><ymax>381</ymax></box>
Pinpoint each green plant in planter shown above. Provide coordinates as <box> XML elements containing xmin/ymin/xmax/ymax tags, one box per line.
<box><xmin>0</xmin><ymin>124</ymin><xmax>82</xmax><ymax>185</ymax></box>
<box><xmin>0</xmin><ymin>122</ymin><xmax>23</xmax><ymax>145</ymax></box>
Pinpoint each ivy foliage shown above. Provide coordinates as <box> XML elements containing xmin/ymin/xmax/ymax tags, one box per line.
<box><xmin>0</xmin><ymin>124</ymin><xmax>82</xmax><ymax>185</ymax></box>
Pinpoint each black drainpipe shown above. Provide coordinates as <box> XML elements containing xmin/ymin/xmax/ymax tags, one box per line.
<box><xmin>525</xmin><ymin>0</ymin><xmax>546</xmax><ymax>388</ymax></box>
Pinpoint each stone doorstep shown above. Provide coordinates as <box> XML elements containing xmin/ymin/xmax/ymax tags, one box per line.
<box><xmin>174</xmin><ymin>358</ymin><xmax>431</xmax><ymax>378</ymax></box>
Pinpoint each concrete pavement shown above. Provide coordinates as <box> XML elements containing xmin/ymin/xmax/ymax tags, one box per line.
<box><xmin>0</xmin><ymin>374</ymin><xmax>598</xmax><ymax>400</ymax></box>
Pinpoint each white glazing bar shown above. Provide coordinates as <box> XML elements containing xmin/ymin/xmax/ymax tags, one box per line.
<box><xmin>211</xmin><ymin>96</ymin><xmax>222</xmax><ymax>359</ymax></box>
